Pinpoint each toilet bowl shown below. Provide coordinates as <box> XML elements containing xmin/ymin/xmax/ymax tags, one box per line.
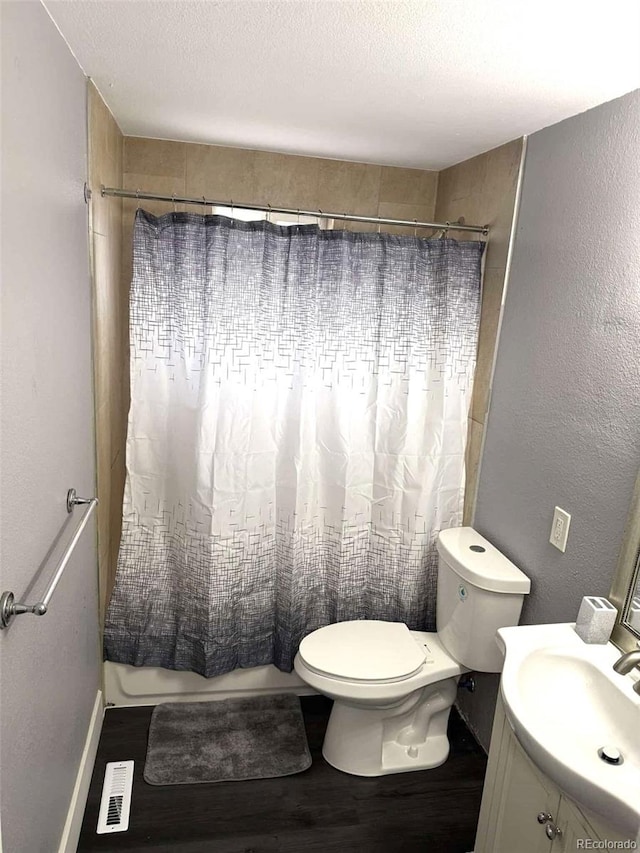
<box><xmin>293</xmin><ymin>527</ymin><xmax>530</xmax><ymax>777</ymax></box>
<box><xmin>294</xmin><ymin>622</ymin><xmax>466</xmax><ymax>775</ymax></box>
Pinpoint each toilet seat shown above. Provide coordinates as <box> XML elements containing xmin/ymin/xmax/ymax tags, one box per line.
<box><xmin>298</xmin><ymin>620</ymin><xmax>427</xmax><ymax>683</ymax></box>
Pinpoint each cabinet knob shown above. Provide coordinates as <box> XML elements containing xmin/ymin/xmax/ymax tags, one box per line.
<box><xmin>545</xmin><ymin>822</ymin><xmax>562</xmax><ymax>840</ymax></box>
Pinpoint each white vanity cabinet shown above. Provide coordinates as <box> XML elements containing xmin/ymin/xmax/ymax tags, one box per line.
<box><xmin>474</xmin><ymin>694</ymin><xmax>633</xmax><ymax>852</ymax></box>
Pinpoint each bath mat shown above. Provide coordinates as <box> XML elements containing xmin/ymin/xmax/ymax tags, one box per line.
<box><xmin>143</xmin><ymin>694</ymin><xmax>312</xmax><ymax>785</ymax></box>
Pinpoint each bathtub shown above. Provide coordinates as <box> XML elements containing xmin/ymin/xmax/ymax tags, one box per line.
<box><xmin>104</xmin><ymin>660</ymin><xmax>313</xmax><ymax>707</ymax></box>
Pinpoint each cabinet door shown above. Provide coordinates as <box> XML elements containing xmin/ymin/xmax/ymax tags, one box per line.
<box><xmin>475</xmin><ymin>694</ymin><xmax>636</xmax><ymax>853</ymax></box>
<box><xmin>475</xmin><ymin>694</ymin><xmax>562</xmax><ymax>853</ymax></box>
<box><xmin>556</xmin><ymin>798</ymin><xmax>597</xmax><ymax>852</ymax></box>
<box><xmin>491</xmin><ymin>733</ymin><xmax>560</xmax><ymax>853</ymax></box>
<box><xmin>556</xmin><ymin>793</ymin><xmax>636</xmax><ymax>851</ymax></box>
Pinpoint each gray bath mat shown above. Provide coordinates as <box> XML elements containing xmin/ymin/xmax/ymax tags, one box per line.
<box><xmin>143</xmin><ymin>694</ymin><xmax>312</xmax><ymax>785</ymax></box>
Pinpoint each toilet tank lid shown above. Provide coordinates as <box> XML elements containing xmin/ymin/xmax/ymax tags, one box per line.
<box><xmin>437</xmin><ymin>527</ymin><xmax>531</xmax><ymax>594</ymax></box>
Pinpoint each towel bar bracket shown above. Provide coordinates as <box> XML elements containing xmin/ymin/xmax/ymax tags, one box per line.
<box><xmin>67</xmin><ymin>487</ymin><xmax>92</xmax><ymax>513</ymax></box>
<box><xmin>0</xmin><ymin>488</ymin><xmax>98</xmax><ymax>629</ymax></box>
<box><xmin>0</xmin><ymin>591</ymin><xmax>47</xmax><ymax>627</ymax></box>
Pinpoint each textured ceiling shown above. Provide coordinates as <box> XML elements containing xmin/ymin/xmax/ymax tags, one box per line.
<box><xmin>44</xmin><ymin>0</ymin><xmax>640</xmax><ymax>170</ymax></box>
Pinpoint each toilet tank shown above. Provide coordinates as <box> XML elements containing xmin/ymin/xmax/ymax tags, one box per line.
<box><xmin>436</xmin><ymin>527</ymin><xmax>530</xmax><ymax>672</ymax></box>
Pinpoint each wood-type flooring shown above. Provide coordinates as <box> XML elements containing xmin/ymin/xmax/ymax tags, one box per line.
<box><xmin>78</xmin><ymin>695</ymin><xmax>487</xmax><ymax>853</ymax></box>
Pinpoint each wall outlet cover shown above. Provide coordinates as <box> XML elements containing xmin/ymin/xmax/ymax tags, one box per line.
<box><xmin>550</xmin><ymin>506</ymin><xmax>571</xmax><ymax>553</ymax></box>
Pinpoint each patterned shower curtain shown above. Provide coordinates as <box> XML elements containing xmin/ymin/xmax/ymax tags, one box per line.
<box><xmin>104</xmin><ymin>210</ymin><xmax>483</xmax><ymax>677</ymax></box>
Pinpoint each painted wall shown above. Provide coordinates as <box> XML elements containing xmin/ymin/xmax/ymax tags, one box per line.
<box><xmin>0</xmin><ymin>4</ymin><xmax>100</xmax><ymax>851</ymax></box>
<box><xmin>462</xmin><ymin>88</ymin><xmax>640</xmax><ymax>750</ymax></box>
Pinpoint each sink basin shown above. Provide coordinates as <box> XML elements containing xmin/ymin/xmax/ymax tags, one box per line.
<box><xmin>498</xmin><ymin>622</ymin><xmax>640</xmax><ymax>836</ymax></box>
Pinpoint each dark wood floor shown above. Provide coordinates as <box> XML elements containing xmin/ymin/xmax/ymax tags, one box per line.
<box><xmin>78</xmin><ymin>695</ymin><xmax>486</xmax><ymax>853</ymax></box>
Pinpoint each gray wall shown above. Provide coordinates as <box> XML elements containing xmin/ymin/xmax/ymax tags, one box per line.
<box><xmin>0</xmin><ymin>4</ymin><xmax>99</xmax><ymax>851</ymax></box>
<box><xmin>460</xmin><ymin>88</ymin><xmax>640</xmax><ymax>750</ymax></box>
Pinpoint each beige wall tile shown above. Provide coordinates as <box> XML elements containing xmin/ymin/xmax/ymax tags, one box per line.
<box><xmin>471</xmin><ymin>267</ymin><xmax>506</xmax><ymax>424</ymax></box>
<box><xmin>88</xmin><ymin>85</ymin><xmax>122</xmax><ymax>237</ymax></box>
<box><xmin>433</xmin><ymin>168</ymin><xmax>461</xmax><ymax>210</ymax></box>
<box><xmin>380</xmin><ymin>166</ymin><xmax>438</xmax><ymax>207</ymax></box>
<box><xmin>108</xmin><ymin>114</ymin><xmax>122</xmax><ymax>176</ymax></box>
<box><xmin>122</xmin><ymin>171</ymin><xmax>187</xmax><ymax>218</ymax></box>
<box><xmin>107</xmin><ymin>450</ymin><xmax>126</xmax><ymax>606</ymax></box>
<box><xmin>131</xmin><ymin>137</ymin><xmax>447</xmax><ymax>230</ymax></box>
<box><xmin>88</xmin><ymin>84</ymin><xmax>121</xmax><ymax>187</ymax></box>
<box><xmin>185</xmin><ymin>143</ymin><xmax>259</xmax><ymax>203</ymax></box>
<box><xmin>437</xmin><ymin>155</ymin><xmax>486</xmax><ymax>209</ymax></box>
<box><xmin>464</xmin><ymin>417</ymin><xmax>484</xmax><ymax>525</ymax></box>
<box><xmin>90</xmin><ymin>192</ymin><xmax>109</xmax><ymax>240</ymax></box>
<box><xmin>98</xmin><ymin>542</ymin><xmax>110</xmax><ymax>625</ymax></box>
<box><xmin>480</xmin><ymin>141</ymin><xmax>522</xmax><ymax>270</ymax></box>
<box><xmin>122</xmin><ymin>172</ymin><xmax>186</xmax><ymax>195</ymax></box>
<box><xmin>124</xmin><ymin>137</ymin><xmax>186</xmax><ymax>179</ymax></box>
<box><xmin>433</xmin><ymin>200</ymin><xmax>479</xmax><ymax>242</ymax></box>
<box><xmin>377</xmin><ymin>201</ymin><xmax>437</xmax><ymax>237</ymax></box>
<box><xmin>91</xmin><ymin>171</ymin><xmax>121</xmax><ymax>239</ymax></box>
<box><xmin>251</xmin><ymin>150</ymin><xmax>321</xmax><ymax>209</ymax></box>
<box><xmin>92</xmin><ymin>235</ymin><xmax>117</xmax><ymax>408</ymax></box>
<box><xmin>121</xmin><ymin>214</ymin><xmax>134</xmax><ymax>309</ymax></box>
<box><xmin>187</xmin><ymin>143</ymin><xmax>324</xmax><ymax>212</ymax></box>
<box><xmin>316</xmin><ymin>160</ymin><xmax>381</xmax><ymax>216</ymax></box>
<box><xmin>435</xmin><ymin>137</ymin><xmax>523</xmax><ymax>522</ymax></box>
<box><xmin>478</xmin><ymin>139</ymin><xmax>522</xmax><ymax>220</ymax></box>
<box><xmin>107</xmin><ymin>197</ymin><xmax>123</xmax><ymax>255</ymax></box>
<box><xmin>97</xmin><ymin>499</ymin><xmax>111</xmax><ymax>579</ymax></box>
<box><xmin>109</xmin><ymin>362</ymin><xmax>123</xmax><ymax>469</ymax></box>
<box><xmin>96</xmin><ymin>398</ymin><xmax>112</xmax><ymax>565</ymax></box>
<box><xmin>96</xmin><ymin>406</ymin><xmax>111</xmax><ymax>507</ymax></box>
<box><xmin>435</xmin><ymin>138</ymin><xmax>522</xmax><ymax>257</ymax></box>
<box><xmin>340</xmin><ymin>220</ymin><xmax>379</xmax><ymax>233</ymax></box>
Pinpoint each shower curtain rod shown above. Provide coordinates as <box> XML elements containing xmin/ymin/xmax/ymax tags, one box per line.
<box><xmin>100</xmin><ymin>186</ymin><xmax>489</xmax><ymax>235</ymax></box>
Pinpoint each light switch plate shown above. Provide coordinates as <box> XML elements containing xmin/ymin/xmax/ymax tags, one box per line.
<box><xmin>550</xmin><ymin>506</ymin><xmax>571</xmax><ymax>552</ymax></box>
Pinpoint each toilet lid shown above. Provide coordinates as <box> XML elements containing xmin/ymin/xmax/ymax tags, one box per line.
<box><xmin>298</xmin><ymin>620</ymin><xmax>427</xmax><ymax>683</ymax></box>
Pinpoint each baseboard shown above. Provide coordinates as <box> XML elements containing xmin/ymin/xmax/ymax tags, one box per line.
<box><xmin>58</xmin><ymin>689</ymin><xmax>104</xmax><ymax>853</ymax></box>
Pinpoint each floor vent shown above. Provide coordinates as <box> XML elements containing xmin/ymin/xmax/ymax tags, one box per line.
<box><xmin>97</xmin><ymin>760</ymin><xmax>134</xmax><ymax>834</ymax></box>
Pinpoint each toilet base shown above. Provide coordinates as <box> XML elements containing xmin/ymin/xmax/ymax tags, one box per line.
<box><xmin>321</xmin><ymin>676</ymin><xmax>459</xmax><ymax>776</ymax></box>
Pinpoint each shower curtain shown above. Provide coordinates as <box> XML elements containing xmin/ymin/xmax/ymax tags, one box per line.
<box><xmin>104</xmin><ymin>210</ymin><xmax>483</xmax><ymax>677</ymax></box>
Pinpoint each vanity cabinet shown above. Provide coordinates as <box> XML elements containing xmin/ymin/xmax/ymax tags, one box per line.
<box><xmin>474</xmin><ymin>694</ymin><xmax>633</xmax><ymax>852</ymax></box>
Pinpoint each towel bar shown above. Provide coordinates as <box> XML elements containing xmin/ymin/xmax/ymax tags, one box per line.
<box><xmin>0</xmin><ymin>488</ymin><xmax>98</xmax><ymax>629</ymax></box>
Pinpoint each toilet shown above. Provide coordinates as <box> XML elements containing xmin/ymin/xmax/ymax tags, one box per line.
<box><xmin>294</xmin><ymin>526</ymin><xmax>530</xmax><ymax>777</ymax></box>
